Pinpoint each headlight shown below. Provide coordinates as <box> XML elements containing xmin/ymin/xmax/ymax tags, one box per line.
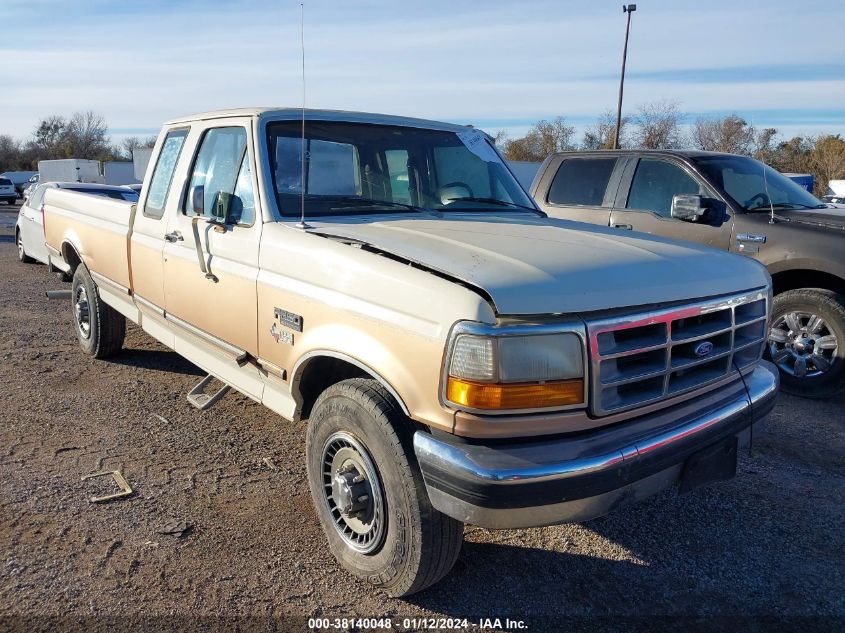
<box><xmin>444</xmin><ymin>327</ymin><xmax>586</xmax><ymax>412</ymax></box>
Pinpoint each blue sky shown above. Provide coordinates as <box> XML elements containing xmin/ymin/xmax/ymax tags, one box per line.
<box><xmin>2</xmin><ymin>0</ymin><xmax>844</xmax><ymax>143</ymax></box>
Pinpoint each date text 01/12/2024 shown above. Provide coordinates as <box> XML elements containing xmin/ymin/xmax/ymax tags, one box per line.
<box><xmin>307</xmin><ymin>617</ymin><xmax>528</xmax><ymax>630</ymax></box>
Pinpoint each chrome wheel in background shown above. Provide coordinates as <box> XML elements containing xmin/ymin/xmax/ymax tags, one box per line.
<box><xmin>769</xmin><ymin>311</ymin><xmax>838</xmax><ymax>378</ymax></box>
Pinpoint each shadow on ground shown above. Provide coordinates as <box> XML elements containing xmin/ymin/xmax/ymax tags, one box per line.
<box><xmin>109</xmin><ymin>348</ymin><xmax>205</xmax><ymax>376</ymax></box>
<box><xmin>404</xmin><ymin>394</ymin><xmax>845</xmax><ymax>619</ymax></box>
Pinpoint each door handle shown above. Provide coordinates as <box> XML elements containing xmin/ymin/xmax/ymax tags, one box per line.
<box><xmin>164</xmin><ymin>230</ymin><xmax>183</xmax><ymax>242</ymax></box>
<box><xmin>613</xmin><ymin>223</ymin><xmax>633</xmax><ymax>230</ymax></box>
<box><xmin>736</xmin><ymin>233</ymin><xmax>766</xmax><ymax>253</ymax></box>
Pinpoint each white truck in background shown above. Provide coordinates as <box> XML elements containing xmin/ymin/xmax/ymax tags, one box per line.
<box><xmin>38</xmin><ymin>159</ymin><xmax>104</xmax><ymax>184</ymax></box>
<box><xmin>103</xmin><ymin>161</ymin><xmax>139</xmax><ymax>186</ymax></box>
<box><xmin>132</xmin><ymin>147</ymin><xmax>154</xmax><ymax>182</ymax></box>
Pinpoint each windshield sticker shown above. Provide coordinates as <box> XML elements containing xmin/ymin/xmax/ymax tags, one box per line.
<box><xmin>456</xmin><ymin>129</ymin><xmax>501</xmax><ymax>163</ymax></box>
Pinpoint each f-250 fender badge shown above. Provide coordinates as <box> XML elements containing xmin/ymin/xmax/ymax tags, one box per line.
<box><xmin>270</xmin><ymin>323</ymin><xmax>294</xmax><ymax>346</ymax></box>
<box><xmin>274</xmin><ymin>307</ymin><xmax>303</xmax><ymax>332</ymax></box>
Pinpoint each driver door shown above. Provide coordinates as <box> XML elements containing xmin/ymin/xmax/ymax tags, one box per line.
<box><xmin>610</xmin><ymin>157</ymin><xmax>733</xmax><ymax>250</ymax></box>
<box><xmin>162</xmin><ymin>120</ymin><xmax>261</xmax><ymax>357</ymax></box>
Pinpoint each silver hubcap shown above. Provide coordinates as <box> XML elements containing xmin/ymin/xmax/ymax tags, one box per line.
<box><xmin>769</xmin><ymin>311</ymin><xmax>838</xmax><ymax>378</ymax></box>
<box><xmin>74</xmin><ymin>286</ymin><xmax>91</xmax><ymax>339</ymax></box>
<box><xmin>17</xmin><ymin>234</ymin><xmax>23</xmax><ymax>259</ymax></box>
<box><xmin>321</xmin><ymin>431</ymin><xmax>385</xmax><ymax>554</ymax></box>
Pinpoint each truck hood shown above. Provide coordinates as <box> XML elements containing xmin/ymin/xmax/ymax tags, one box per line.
<box><xmin>773</xmin><ymin>207</ymin><xmax>845</xmax><ymax>229</ymax></box>
<box><xmin>309</xmin><ymin>213</ymin><xmax>769</xmax><ymax>315</ymax></box>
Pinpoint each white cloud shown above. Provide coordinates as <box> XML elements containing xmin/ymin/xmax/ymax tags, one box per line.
<box><xmin>1</xmin><ymin>0</ymin><xmax>843</xmax><ymax>143</ymax></box>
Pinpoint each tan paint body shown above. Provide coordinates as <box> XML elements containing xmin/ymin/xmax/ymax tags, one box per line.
<box><xmin>43</xmin><ymin>110</ymin><xmax>496</xmax><ymax>435</ymax></box>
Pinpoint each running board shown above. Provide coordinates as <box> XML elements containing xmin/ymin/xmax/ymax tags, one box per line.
<box><xmin>187</xmin><ymin>374</ymin><xmax>231</xmax><ymax>411</ymax></box>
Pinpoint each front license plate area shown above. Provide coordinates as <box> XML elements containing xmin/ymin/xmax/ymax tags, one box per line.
<box><xmin>679</xmin><ymin>437</ymin><xmax>738</xmax><ymax>494</ymax></box>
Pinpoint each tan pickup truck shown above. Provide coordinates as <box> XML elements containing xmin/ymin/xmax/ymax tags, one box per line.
<box><xmin>44</xmin><ymin>107</ymin><xmax>779</xmax><ymax>596</ymax></box>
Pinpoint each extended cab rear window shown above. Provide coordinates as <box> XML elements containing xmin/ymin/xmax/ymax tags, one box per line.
<box><xmin>547</xmin><ymin>158</ymin><xmax>617</xmax><ymax>207</ymax></box>
<box><xmin>144</xmin><ymin>129</ymin><xmax>188</xmax><ymax>219</ymax></box>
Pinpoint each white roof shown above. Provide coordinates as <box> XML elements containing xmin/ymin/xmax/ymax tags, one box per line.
<box><xmin>164</xmin><ymin>107</ymin><xmax>473</xmax><ymax>133</ymax></box>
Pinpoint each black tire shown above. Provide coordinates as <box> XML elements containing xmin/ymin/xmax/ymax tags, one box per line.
<box><xmin>71</xmin><ymin>265</ymin><xmax>126</xmax><ymax>359</ymax></box>
<box><xmin>306</xmin><ymin>378</ymin><xmax>463</xmax><ymax>597</ymax></box>
<box><xmin>16</xmin><ymin>230</ymin><xmax>34</xmax><ymax>263</ymax></box>
<box><xmin>768</xmin><ymin>289</ymin><xmax>845</xmax><ymax>399</ymax></box>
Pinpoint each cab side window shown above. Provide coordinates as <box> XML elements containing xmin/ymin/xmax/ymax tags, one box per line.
<box><xmin>547</xmin><ymin>158</ymin><xmax>617</xmax><ymax>207</ymax></box>
<box><xmin>184</xmin><ymin>127</ymin><xmax>254</xmax><ymax>225</ymax></box>
<box><xmin>626</xmin><ymin>159</ymin><xmax>703</xmax><ymax>218</ymax></box>
<box><xmin>231</xmin><ymin>155</ymin><xmax>255</xmax><ymax>225</ymax></box>
<box><xmin>145</xmin><ymin>129</ymin><xmax>188</xmax><ymax>219</ymax></box>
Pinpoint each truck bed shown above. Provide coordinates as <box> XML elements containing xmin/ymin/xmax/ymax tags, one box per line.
<box><xmin>43</xmin><ymin>188</ymin><xmax>134</xmax><ymax>290</ymax></box>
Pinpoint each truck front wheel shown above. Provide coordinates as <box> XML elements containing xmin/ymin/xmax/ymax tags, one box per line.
<box><xmin>306</xmin><ymin>378</ymin><xmax>463</xmax><ymax>596</ymax></box>
<box><xmin>71</xmin><ymin>265</ymin><xmax>126</xmax><ymax>359</ymax></box>
<box><xmin>768</xmin><ymin>289</ymin><xmax>845</xmax><ymax>398</ymax></box>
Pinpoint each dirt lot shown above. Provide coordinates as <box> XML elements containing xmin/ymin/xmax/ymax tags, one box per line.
<box><xmin>0</xmin><ymin>200</ymin><xmax>843</xmax><ymax>632</ymax></box>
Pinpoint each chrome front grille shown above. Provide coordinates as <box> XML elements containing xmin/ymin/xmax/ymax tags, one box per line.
<box><xmin>587</xmin><ymin>290</ymin><xmax>769</xmax><ymax>416</ymax></box>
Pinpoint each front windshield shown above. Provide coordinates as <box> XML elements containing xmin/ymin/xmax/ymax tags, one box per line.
<box><xmin>694</xmin><ymin>155</ymin><xmax>825</xmax><ymax>212</ymax></box>
<box><xmin>266</xmin><ymin>121</ymin><xmax>535</xmax><ymax>216</ymax></box>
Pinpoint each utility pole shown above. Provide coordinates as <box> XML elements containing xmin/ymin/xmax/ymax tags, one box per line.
<box><xmin>614</xmin><ymin>4</ymin><xmax>636</xmax><ymax>150</ymax></box>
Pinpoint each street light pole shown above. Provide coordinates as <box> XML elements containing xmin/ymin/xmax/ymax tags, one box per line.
<box><xmin>614</xmin><ymin>4</ymin><xmax>636</xmax><ymax>150</ymax></box>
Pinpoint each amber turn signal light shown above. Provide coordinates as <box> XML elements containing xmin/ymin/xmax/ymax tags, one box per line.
<box><xmin>446</xmin><ymin>377</ymin><xmax>584</xmax><ymax>410</ymax></box>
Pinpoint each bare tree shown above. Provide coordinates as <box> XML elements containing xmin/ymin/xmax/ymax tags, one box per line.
<box><xmin>502</xmin><ymin>117</ymin><xmax>575</xmax><ymax>162</ymax></box>
<box><xmin>691</xmin><ymin>114</ymin><xmax>756</xmax><ymax>155</ymax></box>
<box><xmin>491</xmin><ymin>130</ymin><xmax>508</xmax><ymax>148</ymax></box>
<box><xmin>33</xmin><ymin>115</ymin><xmax>68</xmax><ymax>157</ymax></box>
<box><xmin>753</xmin><ymin>127</ymin><xmax>779</xmax><ymax>162</ymax></box>
<box><xmin>631</xmin><ymin>100</ymin><xmax>685</xmax><ymax>149</ymax></box>
<box><xmin>65</xmin><ymin>111</ymin><xmax>110</xmax><ymax>158</ymax></box>
<box><xmin>767</xmin><ymin>136</ymin><xmax>814</xmax><ymax>175</ymax></box>
<box><xmin>809</xmin><ymin>135</ymin><xmax>845</xmax><ymax>196</ymax></box>
<box><xmin>0</xmin><ymin>135</ymin><xmax>24</xmax><ymax>172</ymax></box>
<box><xmin>582</xmin><ymin>110</ymin><xmax>627</xmax><ymax>150</ymax></box>
<box><xmin>120</xmin><ymin>135</ymin><xmax>157</xmax><ymax>160</ymax></box>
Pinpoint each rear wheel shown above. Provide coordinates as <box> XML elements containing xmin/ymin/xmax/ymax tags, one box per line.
<box><xmin>306</xmin><ymin>378</ymin><xmax>463</xmax><ymax>596</ymax></box>
<box><xmin>768</xmin><ymin>289</ymin><xmax>845</xmax><ymax>398</ymax></box>
<box><xmin>16</xmin><ymin>230</ymin><xmax>34</xmax><ymax>263</ymax></box>
<box><xmin>71</xmin><ymin>265</ymin><xmax>125</xmax><ymax>358</ymax></box>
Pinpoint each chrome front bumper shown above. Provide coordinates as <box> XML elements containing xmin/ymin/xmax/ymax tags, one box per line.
<box><xmin>414</xmin><ymin>361</ymin><xmax>779</xmax><ymax>529</ymax></box>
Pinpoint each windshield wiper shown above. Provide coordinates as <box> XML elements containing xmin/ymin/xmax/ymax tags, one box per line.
<box><xmin>326</xmin><ymin>197</ymin><xmax>426</xmax><ymax>213</ymax></box>
<box><xmin>747</xmin><ymin>202</ymin><xmax>826</xmax><ymax>211</ymax></box>
<box><xmin>444</xmin><ymin>197</ymin><xmax>544</xmax><ymax>215</ymax></box>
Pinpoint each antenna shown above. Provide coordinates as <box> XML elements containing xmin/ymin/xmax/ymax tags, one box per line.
<box><xmin>761</xmin><ymin>159</ymin><xmax>775</xmax><ymax>225</ymax></box>
<box><xmin>296</xmin><ymin>2</ymin><xmax>311</xmax><ymax>229</ymax></box>
<box><xmin>751</xmin><ymin>114</ymin><xmax>776</xmax><ymax>225</ymax></box>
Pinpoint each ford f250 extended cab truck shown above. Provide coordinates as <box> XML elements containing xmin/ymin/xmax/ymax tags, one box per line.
<box><xmin>531</xmin><ymin>150</ymin><xmax>845</xmax><ymax>399</ymax></box>
<box><xmin>43</xmin><ymin>109</ymin><xmax>778</xmax><ymax>596</ymax></box>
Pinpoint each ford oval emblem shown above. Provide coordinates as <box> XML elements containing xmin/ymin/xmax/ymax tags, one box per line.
<box><xmin>694</xmin><ymin>341</ymin><xmax>714</xmax><ymax>357</ymax></box>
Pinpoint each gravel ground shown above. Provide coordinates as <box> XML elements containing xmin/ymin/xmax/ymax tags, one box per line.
<box><xmin>0</xmin><ymin>200</ymin><xmax>843</xmax><ymax>632</ymax></box>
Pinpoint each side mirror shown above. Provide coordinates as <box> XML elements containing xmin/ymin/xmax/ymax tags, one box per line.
<box><xmin>191</xmin><ymin>185</ymin><xmax>205</xmax><ymax>216</ymax></box>
<box><xmin>212</xmin><ymin>191</ymin><xmax>233</xmax><ymax>224</ymax></box>
<box><xmin>671</xmin><ymin>194</ymin><xmax>712</xmax><ymax>222</ymax></box>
